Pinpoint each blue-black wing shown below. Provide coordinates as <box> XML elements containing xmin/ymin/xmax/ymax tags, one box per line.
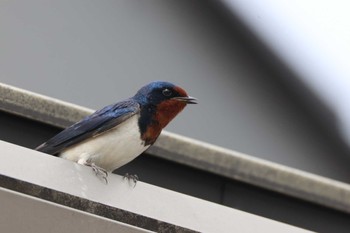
<box><xmin>36</xmin><ymin>99</ymin><xmax>140</xmax><ymax>155</ymax></box>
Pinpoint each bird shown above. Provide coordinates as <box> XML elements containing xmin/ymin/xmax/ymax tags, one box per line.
<box><xmin>36</xmin><ymin>81</ymin><xmax>197</xmax><ymax>183</ymax></box>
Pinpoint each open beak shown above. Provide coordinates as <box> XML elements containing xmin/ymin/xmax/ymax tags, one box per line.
<box><xmin>172</xmin><ymin>96</ymin><xmax>198</xmax><ymax>104</ymax></box>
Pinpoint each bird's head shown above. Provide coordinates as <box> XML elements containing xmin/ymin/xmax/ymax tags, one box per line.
<box><xmin>133</xmin><ymin>81</ymin><xmax>197</xmax><ymax>129</ymax></box>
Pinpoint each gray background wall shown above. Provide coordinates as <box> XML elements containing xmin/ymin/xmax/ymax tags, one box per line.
<box><xmin>1</xmin><ymin>0</ymin><xmax>350</xmax><ymax>182</ymax></box>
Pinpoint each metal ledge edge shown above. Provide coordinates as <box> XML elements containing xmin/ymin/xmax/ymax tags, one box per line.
<box><xmin>0</xmin><ymin>82</ymin><xmax>350</xmax><ymax>214</ymax></box>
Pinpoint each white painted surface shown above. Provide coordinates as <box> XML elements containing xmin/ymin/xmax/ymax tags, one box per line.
<box><xmin>0</xmin><ymin>141</ymin><xmax>310</xmax><ymax>233</ymax></box>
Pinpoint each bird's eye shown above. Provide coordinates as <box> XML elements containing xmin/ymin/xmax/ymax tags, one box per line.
<box><xmin>162</xmin><ymin>88</ymin><xmax>172</xmax><ymax>97</ymax></box>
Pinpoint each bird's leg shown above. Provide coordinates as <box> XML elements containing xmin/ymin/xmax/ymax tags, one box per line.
<box><xmin>123</xmin><ymin>173</ymin><xmax>139</xmax><ymax>187</ymax></box>
<box><xmin>78</xmin><ymin>158</ymin><xmax>108</xmax><ymax>184</ymax></box>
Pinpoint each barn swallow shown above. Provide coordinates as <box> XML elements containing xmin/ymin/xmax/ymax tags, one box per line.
<box><xmin>36</xmin><ymin>81</ymin><xmax>197</xmax><ymax>183</ymax></box>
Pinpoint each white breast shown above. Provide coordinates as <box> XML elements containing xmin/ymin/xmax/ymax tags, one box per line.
<box><xmin>59</xmin><ymin>114</ymin><xmax>149</xmax><ymax>172</ymax></box>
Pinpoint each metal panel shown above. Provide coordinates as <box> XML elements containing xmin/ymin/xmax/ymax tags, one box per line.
<box><xmin>0</xmin><ymin>141</ymin><xmax>309</xmax><ymax>233</ymax></box>
<box><xmin>0</xmin><ymin>83</ymin><xmax>350</xmax><ymax>215</ymax></box>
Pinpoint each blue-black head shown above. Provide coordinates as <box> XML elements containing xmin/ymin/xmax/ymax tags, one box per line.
<box><xmin>132</xmin><ymin>81</ymin><xmax>197</xmax><ymax>106</ymax></box>
<box><xmin>132</xmin><ymin>81</ymin><xmax>197</xmax><ymax>145</ymax></box>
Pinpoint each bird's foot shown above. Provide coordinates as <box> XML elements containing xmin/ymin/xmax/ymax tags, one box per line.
<box><xmin>123</xmin><ymin>173</ymin><xmax>139</xmax><ymax>187</ymax></box>
<box><xmin>89</xmin><ymin>163</ymin><xmax>108</xmax><ymax>184</ymax></box>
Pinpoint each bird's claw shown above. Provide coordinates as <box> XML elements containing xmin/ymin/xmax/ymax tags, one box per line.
<box><xmin>123</xmin><ymin>173</ymin><xmax>139</xmax><ymax>187</ymax></box>
<box><xmin>90</xmin><ymin>163</ymin><xmax>108</xmax><ymax>184</ymax></box>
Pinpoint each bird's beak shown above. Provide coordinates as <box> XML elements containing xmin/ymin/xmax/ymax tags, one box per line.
<box><xmin>172</xmin><ymin>96</ymin><xmax>198</xmax><ymax>104</ymax></box>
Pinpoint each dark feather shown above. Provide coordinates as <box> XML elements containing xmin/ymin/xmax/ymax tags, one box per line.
<box><xmin>36</xmin><ymin>99</ymin><xmax>140</xmax><ymax>155</ymax></box>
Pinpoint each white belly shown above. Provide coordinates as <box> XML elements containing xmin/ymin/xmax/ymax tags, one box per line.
<box><xmin>59</xmin><ymin>114</ymin><xmax>149</xmax><ymax>172</ymax></box>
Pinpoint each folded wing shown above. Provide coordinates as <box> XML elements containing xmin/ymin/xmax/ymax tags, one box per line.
<box><xmin>36</xmin><ymin>99</ymin><xmax>140</xmax><ymax>155</ymax></box>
